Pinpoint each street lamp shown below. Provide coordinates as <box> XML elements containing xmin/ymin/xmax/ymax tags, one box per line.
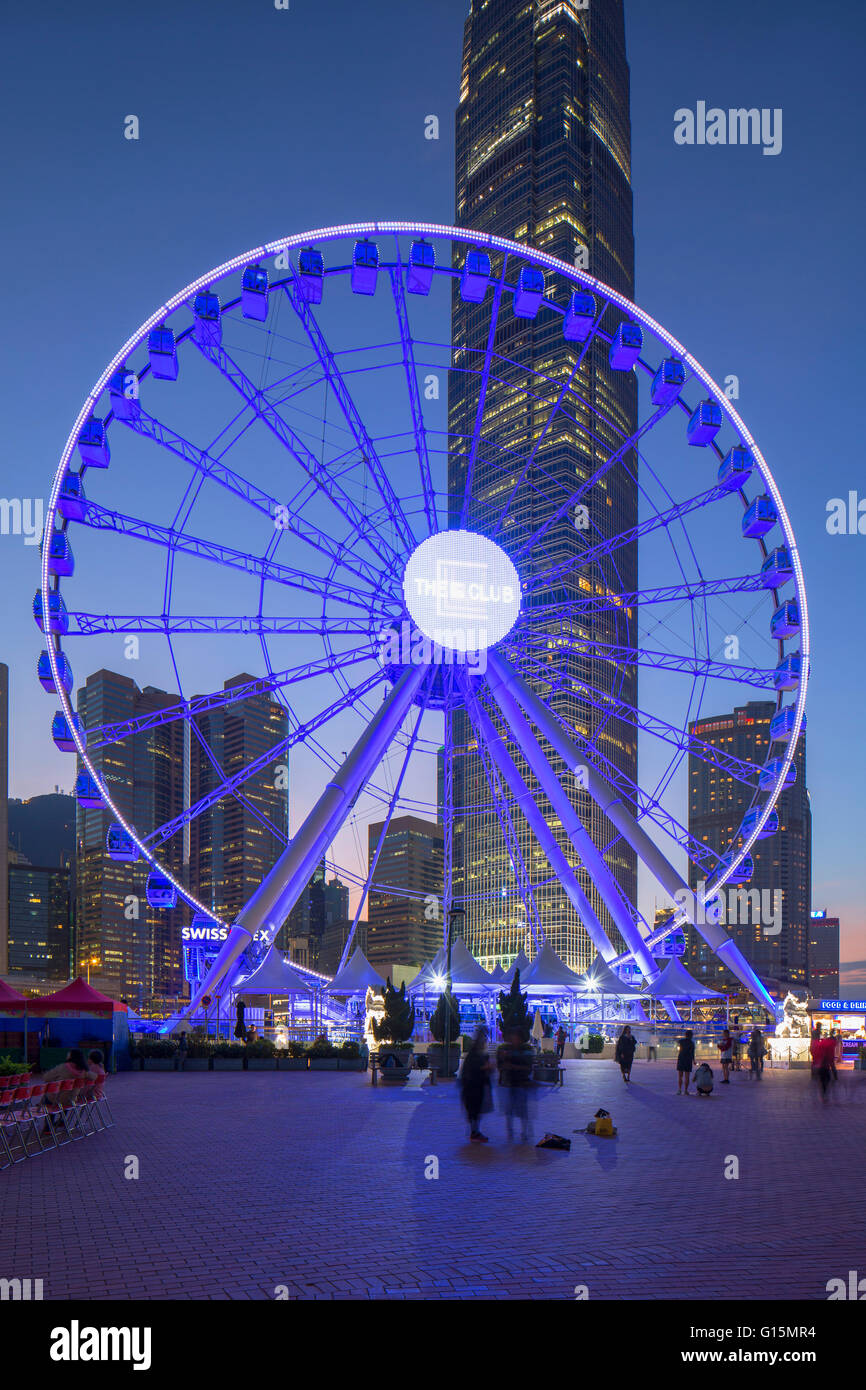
<box><xmin>443</xmin><ymin>906</ymin><xmax>465</xmax><ymax>1073</ymax></box>
<box><xmin>87</xmin><ymin>956</ymin><xmax>100</xmax><ymax>985</ymax></box>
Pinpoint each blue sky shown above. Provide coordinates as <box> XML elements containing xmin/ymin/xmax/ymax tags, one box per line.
<box><xmin>1</xmin><ymin>0</ymin><xmax>864</xmax><ymax>981</ymax></box>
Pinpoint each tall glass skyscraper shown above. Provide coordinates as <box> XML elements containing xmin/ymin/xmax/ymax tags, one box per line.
<box><xmin>449</xmin><ymin>0</ymin><xmax>638</xmax><ymax>971</ymax></box>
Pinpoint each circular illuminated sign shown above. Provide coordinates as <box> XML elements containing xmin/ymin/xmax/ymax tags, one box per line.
<box><xmin>402</xmin><ymin>530</ymin><xmax>521</xmax><ymax>653</ymax></box>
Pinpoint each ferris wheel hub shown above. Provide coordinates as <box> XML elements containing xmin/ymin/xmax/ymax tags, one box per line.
<box><xmin>402</xmin><ymin>529</ymin><xmax>521</xmax><ymax>655</ymax></box>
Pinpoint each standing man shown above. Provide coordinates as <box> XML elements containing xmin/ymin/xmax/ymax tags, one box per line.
<box><xmin>555</xmin><ymin>1024</ymin><xmax>567</xmax><ymax>1061</ymax></box>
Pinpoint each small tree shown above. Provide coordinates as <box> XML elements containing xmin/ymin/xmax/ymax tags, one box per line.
<box><xmin>429</xmin><ymin>990</ymin><xmax>461</xmax><ymax>1044</ymax></box>
<box><xmin>498</xmin><ymin>970</ymin><xmax>531</xmax><ymax>1042</ymax></box>
<box><xmin>372</xmin><ymin>978</ymin><xmax>416</xmax><ymax>1045</ymax></box>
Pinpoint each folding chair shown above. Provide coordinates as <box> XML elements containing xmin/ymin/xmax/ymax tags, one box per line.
<box><xmin>57</xmin><ymin>1079</ymin><xmax>87</xmax><ymax>1141</ymax></box>
<box><xmin>91</xmin><ymin>1077</ymin><xmax>115</xmax><ymax>1129</ymax></box>
<box><xmin>0</xmin><ymin>1087</ymin><xmax>27</xmax><ymax>1167</ymax></box>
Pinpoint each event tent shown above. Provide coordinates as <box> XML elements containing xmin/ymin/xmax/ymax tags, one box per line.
<box><xmin>234</xmin><ymin>948</ymin><xmax>313</xmax><ymax>998</ymax></box>
<box><xmin>325</xmin><ymin>949</ymin><xmax>386</xmax><ymax>996</ymax></box>
<box><xmin>641</xmin><ymin>957</ymin><xmax>725</xmax><ymax>1001</ymax></box>
<box><xmin>575</xmin><ymin>956</ymin><xmax>645</xmax><ymax>999</ymax></box>
<box><xmin>521</xmin><ymin>942</ymin><xmax>584</xmax><ymax>993</ymax></box>
<box><xmin>500</xmin><ymin>950</ymin><xmax>531</xmax><ymax>988</ymax></box>
<box><xmin>427</xmin><ymin>938</ymin><xmax>497</xmax><ymax>993</ymax></box>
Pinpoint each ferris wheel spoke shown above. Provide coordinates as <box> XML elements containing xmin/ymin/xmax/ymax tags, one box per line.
<box><xmin>514</xmin><ymin>396</ymin><xmax>684</xmax><ymax>565</ymax></box>
<box><xmin>336</xmin><ymin>691</ymin><xmax>429</xmax><ymax>974</ymax></box>
<box><xmin>387</xmin><ymin>263</ymin><xmax>438</xmax><ymax>536</ymax></box>
<box><xmin>505</xmin><ymin>633</ymin><xmax>780</xmax><ymax>690</ymax></box>
<box><xmin>460</xmin><ymin>675</ymin><xmax>564</xmax><ymax>955</ymax></box>
<box><xmin>177</xmin><ymin>662</ymin><xmax>429</xmax><ymax>1020</ymax></box>
<box><xmin>525</xmin><ymin>572</ymin><xmax>770</xmax><ymax>624</ymax></box>
<box><xmin>73</xmin><ymin>499</ymin><xmax>378</xmax><ymax>612</ymax></box>
<box><xmin>190</xmin><ymin>717</ymin><xmax>289</xmax><ymax>848</ymax></box>
<box><xmin>487</xmin><ymin>650</ymin><xmax>777</xmax><ymax>1012</ymax></box>
<box><xmin>480</xmin><ymin>663</ymin><xmax>658</xmax><ymax>980</ymax></box>
<box><xmin>515</xmin><ymin>663</ymin><xmax>762</xmax><ymax>788</ymax></box>
<box><xmin>282</xmin><ymin>274</ymin><xmax>418</xmax><ymax>556</ymax></box>
<box><xmin>490</xmin><ymin>296</ymin><xmax>612</xmax><ymax>538</ymax></box>
<box><xmin>457</xmin><ymin>255</ymin><xmax>510</xmax><ymax>530</ymax></box>
<box><xmin>111</xmin><ymin>403</ymin><xmax>387</xmax><ymax>593</ymax></box>
<box><xmin>87</xmin><ymin>648</ymin><xmax>381</xmax><ymax>750</ymax></box>
<box><xmin>66</xmin><ymin>613</ymin><xmax>377</xmax><ymax>638</ymax></box>
<box><xmin>524</xmin><ymin>479</ymin><xmax>735</xmax><ymax>595</ymax></box>
<box><xmin>144</xmin><ymin>667</ymin><xmax>388</xmax><ymax>850</ymax></box>
<box><xmin>192</xmin><ymin>338</ymin><xmax>405</xmax><ymax>570</ymax></box>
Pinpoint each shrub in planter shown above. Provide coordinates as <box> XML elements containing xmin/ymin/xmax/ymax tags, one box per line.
<box><xmin>0</xmin><ymin>1054</ymin><xmax>30</xmax><ymax>1076</ymax></box>
<box><xmin>340</xmin><ymin>1040</ymin><xmax>360</xmax><ymax>1059</ymax></box>
<box><xmin>246</xmin><ymin>1039</ymin><xmax>276</xmax><ymax>1058</ymax></box>
<box><xmin>212</xmin><ymin>1043</ymin><xmax>246</xmax><ymax>1069</ymax></box>
<box><xmin>307</xmin><ymin>1036</ymin><xmax>340</xmax><ymax>1059</ymax></box>
<box><xmin>372</xmin><ymin>979</ymin><xmax>415</xmax><ymax>1080</ymax></box>
<box><xmin>137</xmin><ymin>1040</ymin><xmax>179</xmax><ymax>1059</ymax></box>
<box><xmin>287</xmin><ymin>1040</ymin><xmax>307</xmax><ymax>1059</ymax></box>
<box><xmin>585</xmin><ymin>1033</ymin><xmax>604</xmax><ymax>1054</ymax></box>
<box><xmin>497</xmin><ymin>971</ymin><xmax>532</xmax><ymax>1042</ymax></box>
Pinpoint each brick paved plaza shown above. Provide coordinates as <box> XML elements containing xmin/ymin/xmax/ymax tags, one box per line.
<box><xmin>3</xmin><ymin>1061</ymin><xmax>863</xmax><ymax>1301</ymax></box>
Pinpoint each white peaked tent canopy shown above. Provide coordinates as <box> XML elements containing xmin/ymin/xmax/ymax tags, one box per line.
<box><xmin>325</xmin><ymin>948</ymin><xmax>386</xmax><ymax>996</ymax></box>
<box><xmin>234</xmin><ymin>947</ymin><xmax>313</xmax><ymax>997</ymax></box>
<box><xmin>427</xmin><ymin>938</ymin><xmax>497</xmax><ymax>992</ymax></box>
<box><xmin>488</xmin><ymin>963</ymin><xmax>506</xmax><ymax>982</ymax></box>
<box><xmin>406</xmin><ymin>960</ymin><xmax>436</xmax><ymax>991</ymax></box>
<box><xmin>641</xmin><ymin>956</ymin><xmax>725</xmax><ymax>1000</ymax></box>
<box><xmin>500</xmin><ymin>950</ymin><xmax>532</xmax><ymax>988</ymax></box>
<box><xmin>521</xmin><ymin>942</ymin><xmax>584</xmax><ymax>993</ymax></box>
<box><xmin>575</xmin><ymin>955</ymin><xmax>645</xmax><ymax>998</ymax></box>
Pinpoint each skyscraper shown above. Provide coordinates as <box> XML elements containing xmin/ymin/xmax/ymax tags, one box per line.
<box><xmin>449</xmin><ymin>0</ymin><xmax>638</xmax><ymax>970</ymax></box>
<box><xmin>808</xmin><ymin>911</ymin><xmax>840</xmax><ymax>997</ymax></box>
<box><xmin>366</xmin><ymin>815</ymin><xmax>444</xmax><ymax>971</ymax></box>
<box><xmin>686</xmin><ymin>700</ymin><xmax>811</xmax><ymax>993</ymax></box>
<box><xmin>189</xmin><ymin>674</ymin><xmax>289</xmax><ymax>925</ymax></box>
<box><xmin>0</xmin><ymin>662</ymin><xmax>8</xmax><ymax>973</ymax></box>
<box><xmin>76</xmin><ymin>670</ymin><xmax>186</xmax><ymax>1010</ymax></box>
<box><xmin>7</xmin><ymin>863</ymin><xmax>70</xmax><ymax>979</ymax></box>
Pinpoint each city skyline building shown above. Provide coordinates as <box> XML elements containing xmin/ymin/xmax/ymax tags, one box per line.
<box><xmin>7</xmin><ymin>862</ymin><xmax>70</xmax><ymax>979</ymax></box>
<box><xmin>76</xmin><ymin>670</ymin><xmax>186</xmax><ymax>1010</ymax></box>
<box><xmin>366</xmin><ymin>815</ymin><xmax>443</xmax><ymax>971</ymax></box>
<box><xmin>448</xmin><ymin>0</ymin><xmax>639</xmax><ymax>972</ymax></box>
<box><xmin>686</xmin><ymin>700</ymin><xmax>811</xmax><ymax>994</ymax></box>
<box><xmin>808</xmin><ymin>910</ymin><xmax>840</xmax><ymax>997</ymax></box>
<box><xmin>189</xmin><ymin>674</ymin><xmax>289</xmax><ymax>926</ymax></box>
<box><xmin>0</xmin><ymin>663</ymin><xmax>8</xmax><ymax>973</ymax></box>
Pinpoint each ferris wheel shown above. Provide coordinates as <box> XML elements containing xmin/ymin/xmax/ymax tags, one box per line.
<box><xmin>37</xmin><ymin>221</ymin><xmax>808</xmax><ymax>1020</ymax></box>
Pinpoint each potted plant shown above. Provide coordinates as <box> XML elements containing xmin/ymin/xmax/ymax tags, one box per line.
<box><xmin>307</xmin><ymin>1036</ymin><xmax>340</xmax><ymax>1070</ymax></box>
<box><xmin>427</xmin><ymin>990</ymin><xmax>462</xmax><ymax>1076</ymax></box>
<box><xmin>212</xmin><ymin>1042</ymin><xmax>246</xmax><ymax>1071</ymax></box>
<box><xmin>138</xmin><ymin>1040</ymin><xmax>178</xmax><ymax>1071</ymax></box>
<box><xmin>246</xmin><ymin>1038</ymin><xmax>277</xmax><ymax>1070</ymax></box>
<box><xmin>0</xmin><ymin>1054</ymin><xmax>30</xmax><ymax>1078</ymax></box>
<box><xmin>277</xmin><ymin>1040</ymin><xmax>308</xmax><ymax>1070</ymax></box>
<box><xmin>337</xmin><ymin>1040</ymin><xmax>365</xmax><ymax>1071</ymax></box>
<box><xmin>181</xmin><ymin>1030</ymin><xmax>212</xmax><ymax>1070</ymax></box>
<box><xmin>372</xmin><ymin>978</ymin><xmax>415</xmax><ymax>1082</ymax></box>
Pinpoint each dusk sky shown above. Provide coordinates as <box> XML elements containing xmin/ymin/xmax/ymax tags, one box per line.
<box><xmin>1</xmin><ymin>0</ymin><xmax>864</xmax><ymax>983</ymax></box>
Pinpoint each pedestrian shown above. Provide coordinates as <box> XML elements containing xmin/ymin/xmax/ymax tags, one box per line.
<box><xmin>460</xmin><ymin>1026</ymin><xmax>493</xmax><ymax>1143</ymax></box>
<box><xmin>731</xmin><ymin>1028</ymin><xmax>742</xmax><ymax>1072</ymax></box>
<box><xmin>717</xmin><ymin>1027</ymin><xmax>733</xmax><ymax>1083</ymax></box>
<box><xmin>676</xmin><ymin>1030</ymin><xmax>696</xmax><ymax>1093</ymax></box>
<box><xmin>748</xmin><ymin>1027</ymin><xmax>765</xmax><ymax>1080</ymax></box>
<box><xmin>646</xmin><ymin>1025</ymin><xmax>659</xmax><ymax>1062</ymax></box>
<box><xmin>811</xmin><ymin>1028</ymin><xmax>835</xmax><ymax>1101</ymax></box>
<box><xmin>177</xmin><ymin>1031</ymin><xmax>189</xmax><ymax>1063</ymax></box>
<box><xmin>693</xmin><ymin>1060</ymin><xmax>714</xmax><ymax>1096</ymax></box>
<box><xmin>555</xmin><ymin>1024</ymin><xmax>567</xmax><ymax>1060</ymax></box>
<box><xmin>500</xmin><ymin>1027</ymin><xmax>533</xmax><ymax>1142</ymax></box>
<box><xmin>614</xmin><ymin>1024</ymin><xmax>637</xmax><ymax>1083</ymax></box>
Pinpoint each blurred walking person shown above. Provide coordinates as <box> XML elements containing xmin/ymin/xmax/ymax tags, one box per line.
<box><xmin>676</xmin><ymin>1030</ymin><xmax>696</xmax><ymax>1094</ymax></box>
<box><xmin>555</xmin><ymin>1024</ymin><xmax>567</xmax><ymax>1060</ymax></box>
<box><xmin>748</xmin><ymin>1027</ymin><xmax>766</xmax><ymax>1080</ymax></box>
<box><xmin>718</xmin><ymin>1027</ymin><xmax>733</xmax><ymax>1083</ymax></box>
<box><xmin>460</xmin><ymin>1026</ymin><xmax>493</xmax><ymax>1143</ymax></box>
<box><xmin>615</xmin><ymin>1025</ymin><xmax>637</xmax><ymax>1083</ymax></box>
<box><xmin>500</xmin><ymin>1028</ymin><xmax>533</xmax><ymax>1142</ymax></box>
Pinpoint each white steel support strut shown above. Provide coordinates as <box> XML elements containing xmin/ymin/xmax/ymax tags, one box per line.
<box><xmin>488</xmin><ymin>650</ymin><xmax>778</xmax><ymax>1014</ymax></box>
<box><xmin>485</xmin><ymin>660</ymin><xmax>661</xmax><ymax>984</ymax></box>
<box><xmin>461</xmin><ymin>676</ymin><xmax>618</xmax><ymax>963</ymax></box>
<box><xmin>177</xmin><ymin>663</ymin><xmax>429</xmax><ymax>1022</ymax></box>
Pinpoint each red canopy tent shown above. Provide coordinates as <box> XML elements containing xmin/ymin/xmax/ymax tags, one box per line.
<box><xmin>0</xmin><ymin>979</ymin><xmax>26</xmax><ymax>1010</ymax></box>
<box><xmin>28</xmin><ymin>977</ymin><xmax>127</xmax><ymax>1015</ymax></box>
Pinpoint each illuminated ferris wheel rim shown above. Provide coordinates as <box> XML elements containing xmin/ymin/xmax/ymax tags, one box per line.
<box><xmin>41</xmin><ymin>219</ymin><xmax>809</xmax><ymax>947</ymax></box>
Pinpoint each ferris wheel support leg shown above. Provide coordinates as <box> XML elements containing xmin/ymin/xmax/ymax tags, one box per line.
<box><xmin>488</xmin><ymin>652</ymin><xmax>778</xmax><ymax>1015</ymax></box>
<box><xmin>464</xmin><ymin>679</ymin><xmax>618</xmax><ymax>963</ymax></box>
<box><xmin>176</xmin><ymin>663</ymin><xmax>429</xmax><ymax>1023</ymax></box>
<box><xmin>485</xmin><ymin>663</ymin><xmax>660</xmax><ymax>984</ymax></box>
